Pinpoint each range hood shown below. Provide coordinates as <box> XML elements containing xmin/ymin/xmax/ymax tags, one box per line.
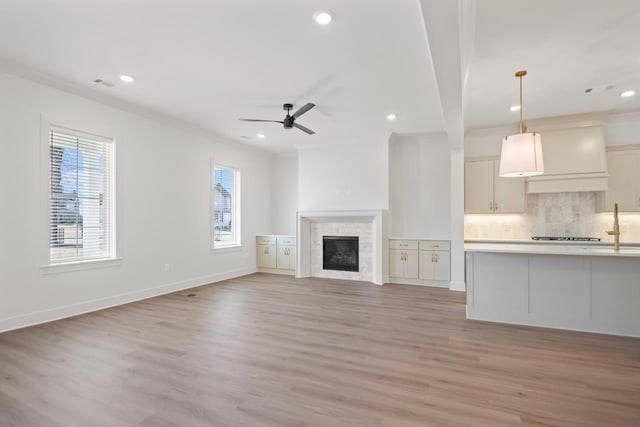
<box><xmin>524</xmin><ymin>112</ymin><xmax>609</xmax><ymax>193</ymax></box>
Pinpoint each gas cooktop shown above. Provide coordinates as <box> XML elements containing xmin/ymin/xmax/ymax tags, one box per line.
<box><xmin>531</xmin><ymin>236</ymin><xmax>601</xmax><ymax>242</ymax></box>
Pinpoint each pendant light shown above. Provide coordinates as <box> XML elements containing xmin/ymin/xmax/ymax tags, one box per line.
<box><xmin>499</xmin><ymin>70</ymin><xmax>544</xmax><ymax>177</ymax></box>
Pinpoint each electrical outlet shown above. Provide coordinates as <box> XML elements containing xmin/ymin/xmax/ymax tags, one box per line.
<box><xmin>164</xmin><ymin>264</ymin><xmax>170</xmax><ymax>272</ymax></box>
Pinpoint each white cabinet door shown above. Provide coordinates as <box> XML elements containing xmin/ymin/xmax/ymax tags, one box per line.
<box><xmin>257</xmin><ymin>244</ymin><xmax>277</xmax><ymax>268</ymax></box>
<box><xmin>603</xmin><ymin>150</ymin><xmax>640</xmax><ymax>212</ymax></box>
<box><xmin>466</xmin><ymin>159</ymin><xmax>525</xmax><ymax>214</ymax></box>
<box><xmin>433</xmin><ymin>251</ymin><xmax>450</xmax><ymax>282</ymax></box>
<box><xmin>419</xmin><ymin>251</ymin><xmax>450</xmax><ymax>281</ymax></box>
<box><xmin>390</xmin><ymin>249</ymin><xmax>418</xmax><ymax>278</ymax></box>
<box><xmin>465</xmin><ymin>160</ymin><xmax>494</xmax><ymax>213</ymax></box>
<box><xmin>494</xmin><ymin>160</ymin><xmax>525</xmax><ymax>213</ymax></box>
<box><xmin>404</xmin><ymin>250</ymin><xmax>419</xmax><ymax>279</ymax></box>
<box><xmin>389</xmin><ymin>249</ymin><xmax>405</xmax><ymax>277</ymax></box>
<box><xmin>419</xmin><ymin>251</ymin><xmax>435</xmax><ymax>280</ymax></box>
<box><xmin>277</xmin><ymin>246</ymin><xmax>295</xmax><ymax>270</ymax></box>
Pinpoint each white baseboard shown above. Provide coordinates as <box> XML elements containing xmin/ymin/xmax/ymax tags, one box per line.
<box><xmin>0</xmin><ymin>266</ymin><xmax>257</xmax><ymax>333</ymax></box>
<box><xmin>257</xmin><ymin>267</ymin><xmax>295</xmax><ymax>276</ymax></box>
<box><xmin>449</xmin><ymin>280</ymin><xmax>466</xmax><ymax>292</ymax></box>
<box><xmin>387</xmin><ymin>277</ymin><xmax>450</xmax><ymax>288</ymax></box>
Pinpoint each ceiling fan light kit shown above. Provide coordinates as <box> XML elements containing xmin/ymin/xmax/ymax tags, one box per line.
<box><xmin>239</xmin><ymin>102</ymin><xmax>316</xmax><ymax>135</ymax></box>
<box><xmin>499</xmin><ymin>70</ymin><xmax>544</xmax><ymax>178</ymax></box>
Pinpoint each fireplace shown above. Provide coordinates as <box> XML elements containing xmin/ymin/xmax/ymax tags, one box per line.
<box><xmin>323</xmin><ymin>236</ymin><xmax>359</xmax><ymax>272</ymax></box>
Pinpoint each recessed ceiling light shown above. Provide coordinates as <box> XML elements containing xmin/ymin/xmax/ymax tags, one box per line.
<box><xmin>314</xmin><ymin>10</ymin><xmax>334</xmax><ymax>25</ymax></box>
<box><xmin>257</xmin><ymin>133</ymin><xmax>265</xmax><ymax>139</ymax></box>
<box><xmin>510</xmin><ymin>105</ymin><xmax>520</xmax><ymax>112</ymax></box>
<box><xmin>119</xmin><ymin>74</ymin><xmax>135</xmax><ymax>83</ymax></box>
<box><xmin>386</xmin><ymin>113</ymin><xmax>397</xmax><ymax>121</ymax></box>
<box><xmin>621</xmin><ymin>90</ymin><xmax>635</xmax><ymax>97</ymax></box>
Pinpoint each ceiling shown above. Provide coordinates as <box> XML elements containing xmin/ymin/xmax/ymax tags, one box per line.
<box><xmin>467</xmin><ymin>0</ymin><xmax>640</xmax><ymax>130</ymax></box>
<box><xmin>2</xmin><ymin>1</ymin><xmax>639</xmax><ymax>150</ymax></box>
<box><xmin>0</xmin><ymin>0</ymin><xmax>445</xmax><ymax>152</ymax></box>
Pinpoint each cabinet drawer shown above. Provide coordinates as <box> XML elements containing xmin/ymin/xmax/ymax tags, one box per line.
<box><xmin>419</xmin><ymin>240</ymin><xmax>450</xmax><ymax>251</ymax></box>
<box><xmin>389</xmin><ymin>240</ymin><xmax>418</xmax><ymax>250</ymax></box>
<box><xmin>256</xmin><ymin>236</ymin><xmax>276</xmax><ymax>245</ymax></box>
<box><xmin>277</xmin><ymin>236</ymin><xmax>296</xmax><ymax>246</ymax></box>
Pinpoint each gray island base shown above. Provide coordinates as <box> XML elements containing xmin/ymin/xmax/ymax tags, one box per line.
<box><xmin>465</xmin><ymin>244</ymin><xmax>640</xmax><ymax>337</ymax></box>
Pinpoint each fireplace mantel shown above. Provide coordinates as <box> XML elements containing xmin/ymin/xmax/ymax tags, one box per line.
<box><xmin>296</xmin><ymin>210</ymin><xmax>386</xmax><ymax>284</ymax></box>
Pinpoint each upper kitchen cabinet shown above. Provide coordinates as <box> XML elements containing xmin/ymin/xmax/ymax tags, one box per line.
<box><xmin>597</xmin><ymin>147</ymin><xmax>640</xmax><ymax>212</ymax></box>
<box><xmin>465</xmin><ymin>158</ymin><xmax>525</xmax><ymax>214</ymax></box>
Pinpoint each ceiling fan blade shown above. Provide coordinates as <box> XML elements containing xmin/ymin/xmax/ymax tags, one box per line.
<box><xmin>293</xmin><ymin>122</ymin><xmax>315</xmax><ymax>135</ymax></box>
<box><xmin>292</xmin><ymin>103</ymin><xmax>316</xmax><ymax>119</ymax></box>
<box><xmin>239</xmin><ymin>119</ymin><xmax>284</xmax><ymax>123</ymax></box>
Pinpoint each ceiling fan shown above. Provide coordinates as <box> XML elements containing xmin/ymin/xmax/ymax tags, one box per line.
<box><xmin>240</xmin><ymin>103</ymin><xmax>316</xmax><ymax>135</ymax></box>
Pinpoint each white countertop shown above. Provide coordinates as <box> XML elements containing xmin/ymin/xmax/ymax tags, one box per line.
<box><xmin>465</xmin><ymin>242</ymin><xmax>640</xmax><ymax>257</ymax></box>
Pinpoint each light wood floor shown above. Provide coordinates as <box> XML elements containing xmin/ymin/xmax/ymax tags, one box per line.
<box><xmin>1</xmin><ymin>274</ymin><xmax>639</xmax><ymax>426</ymax></box>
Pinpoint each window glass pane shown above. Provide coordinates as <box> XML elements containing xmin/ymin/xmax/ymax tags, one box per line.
<box><xmin>49</xmin><ymin>129</ymin><xmax>113</xmax><ymax>263</ymax></box>
<box><xmin>212</xmin><ymin>166</ymin><xmax>239</xmax><ymax>247</ymax></box>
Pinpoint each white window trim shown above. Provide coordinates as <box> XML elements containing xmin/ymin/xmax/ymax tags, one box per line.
<box><xmin>40</xmin><ymin>115</ymin><xmax>120</xmax><ymax>272</ymax></box>
<box><xmin>211</xmin><ymin>161</ymin><xmax>242</xmax><ymax>250</ymax></box>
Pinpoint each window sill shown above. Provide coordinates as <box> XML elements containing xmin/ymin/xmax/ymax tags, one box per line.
<box><xmin>40</xmin><ymin>257</ymin><xmax>123</xmax><ymax>275</ymax></box>
<box><xmin>210</xmin><ymin>244</ymin><xmax>243</xmax><ymax>254</ymax></box>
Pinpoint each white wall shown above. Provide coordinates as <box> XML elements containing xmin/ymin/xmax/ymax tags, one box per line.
<box><xmin>389</xmin><ymin>133</ymin><xmax>451</xmax><ymax>238</ymax></box>
<box><xmin>297</xmin><ymin>135</ymin><xmax>389</xmax><ymax>212</ymax></box>
<box><xmin>603</xmin><ymin>112</ymin><xmax>640</xmax><ymax>147</ymax></box>
<box><xmin>0</xmin><ymin>71</ymin><xmax>272</xmax><ymax>331</ymax></box>
<box><xmin>270</xmin><ymin>151</ymin><xmax>298</xmax><ymax>235</ymax></box>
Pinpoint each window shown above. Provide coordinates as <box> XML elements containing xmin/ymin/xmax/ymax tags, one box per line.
<box><xmin>211</xmin><ymin>165</ymin><xmax>240</xmax><ymax>248</ymax></box>
<box><xmin>49</xmin><ymin>127</ymin><xmax>115</xmax><ymax>264</ymax></box>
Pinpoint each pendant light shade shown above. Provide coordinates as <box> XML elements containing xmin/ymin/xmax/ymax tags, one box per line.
<box><xmin>499</xmin><ymin>132</ymin><xmax>544</xmax><ymax>177</ymax></box>
<box><xmin>499</xmin><ymin>70</ymin><xmax>544</xmax><ymax>177</ymax></box>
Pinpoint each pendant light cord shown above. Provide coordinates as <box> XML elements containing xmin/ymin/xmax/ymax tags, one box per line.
<box><xmin>519</xmin><ymin>74</ymin><xmax>524</xmax><ymax>133</ymax></box>
<box><xmin>515</xmin><ymin>70</ymin><xmax>527</xmax><ymax>134</ymax></box>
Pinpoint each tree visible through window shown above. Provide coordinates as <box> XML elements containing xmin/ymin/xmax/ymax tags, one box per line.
<box><xmin>212</xmin><ymin>165</ymin><xmax>240</xmax><ymax>248</ymax></box>
<box><xmin>49</xmin><ymin>128</ymin><xmax>115</xmax><ymax>264</ymax></box>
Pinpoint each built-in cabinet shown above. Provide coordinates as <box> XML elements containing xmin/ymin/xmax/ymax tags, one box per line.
<box><xmin>257</xmin><ymin>235</ymin><xmax>296</xmax><ymax>275</ymax></box>
<box><xmin>464</xmin><ymin>158</ymin><xmax>525</xmax><ymax>214</ymax></box>
<box><xmin>389</xmin><ymin>240</ymin><xmax>419</xmax><ymax>279</ymax></box>
<box><xmin>389</xmin><ymin>239</ymin><xmax>450</xmax><ymax>287</ymax></box>
<box><xmin>597</xmin><ymin>146</ymin><xmax>640</xmax><ymax>212</ymax></box>
<box><xmin>418</xmin><ymin>240</ymin><xmax>450</xmax><ymax>282</ymax></box>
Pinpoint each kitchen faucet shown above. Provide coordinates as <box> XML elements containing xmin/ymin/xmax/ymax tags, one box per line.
<box><xmin>606</xmin><ymin>202</ymin><xmax>620</xmax><ymax>252</ymax></box>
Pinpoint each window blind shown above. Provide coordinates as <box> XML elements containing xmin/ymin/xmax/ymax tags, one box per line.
<box><xmin>49</xmin><ymin>128</ymin><xmax>114</xmax><ymax>264</ymax></box>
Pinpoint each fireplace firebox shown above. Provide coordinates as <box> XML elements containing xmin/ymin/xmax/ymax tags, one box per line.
<box><xmin>323</xmin><ymin>236</ymin><xmax>359</xmax><ymax>272</ymax></box>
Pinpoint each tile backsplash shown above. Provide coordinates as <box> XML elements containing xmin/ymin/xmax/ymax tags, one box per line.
<box><xmin>465</xmin><ymin>192</ymin><xmax>640</xmax><ymax>242</ymax></box>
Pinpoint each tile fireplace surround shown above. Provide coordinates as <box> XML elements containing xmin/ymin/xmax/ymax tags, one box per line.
<box><xmin>297</xmin><ymin>210</ymin><xmax>385</xmax><ymax>284</ymax></box>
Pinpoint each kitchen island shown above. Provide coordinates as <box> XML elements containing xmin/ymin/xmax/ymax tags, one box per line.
<box><xmin>465</xmin><ymin>242</ymin><xmax>640</xmax><ymax>337</ymax></box>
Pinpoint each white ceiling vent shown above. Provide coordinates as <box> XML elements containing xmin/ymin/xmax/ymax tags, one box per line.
<box><xmin>93</xmin><ymin>78</ymin><xmax>114</xmax><ymax>88</ymax></box>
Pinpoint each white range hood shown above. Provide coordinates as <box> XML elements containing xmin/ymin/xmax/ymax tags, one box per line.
<box><xmin>525</xmin><ymin>112</ymin><xmax>609</xmax><ymax>194</ymax></box>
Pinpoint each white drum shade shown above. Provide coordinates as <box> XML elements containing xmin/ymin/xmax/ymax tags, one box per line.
<box><xmin>499</xmin><ymin>132</ymin><xmax>544</xmax><ymax>177</ymax></box>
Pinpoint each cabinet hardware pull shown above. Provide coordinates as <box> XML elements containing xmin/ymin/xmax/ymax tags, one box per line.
<box><xmin>495</xmin><ymin>202</ymin><xmax>498</xmax><ymax>211</ymax></box>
